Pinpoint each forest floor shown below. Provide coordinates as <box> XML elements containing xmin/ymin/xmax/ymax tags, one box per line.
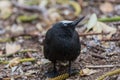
<box><xmin>0</xmin><ymin>0</ymin><xmax>120</xmax><ymax>80</ymax></box>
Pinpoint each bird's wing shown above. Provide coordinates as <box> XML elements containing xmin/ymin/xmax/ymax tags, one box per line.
<box><xmin>43</xmin><ymin>29</ymin><xmax>52</xmax><ymax>59</ymax></box>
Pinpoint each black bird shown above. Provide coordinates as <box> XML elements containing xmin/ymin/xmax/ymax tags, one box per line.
<box><xmin>44</xmin><ymin>17</ymin><xmax>84</xmax><ymax>77</ymax></box>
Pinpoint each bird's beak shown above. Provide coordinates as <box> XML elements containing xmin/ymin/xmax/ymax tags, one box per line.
<box><xmin>71</xmin><ymin>16</ymin><xmax>85</xmax><ymax>26</ymax></box>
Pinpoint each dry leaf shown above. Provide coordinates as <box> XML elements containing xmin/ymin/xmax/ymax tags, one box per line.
<box><xmin>11</xmin><ymin>24</ymin><xmax>24</xmax><ymax>34</ymax></box>
<box><xmin>86</xmin><ymin>14</ymin><xmax>116</xmax><ymax>39</ymax></box>
<box><xmin>100</xmin><ymin>22</ymin><xmax>117</xmax><ymax>39</ymax></box>
<box><xmin>99</xmin><ymin>2</ymin><xmax>113</xmax><ymax>13</ymax></box>
<box><xmin>93</xmin><ymin>22</ymin><xmax>103</xmax><ymax>39</ymax></box>
<box><xmin>36</xmin><ymin>23</ymin><xmax>44</xmax><ymax>32</ymax></box>
<box><xmin>101</xmin><ymin>42</ymin><xmax>109</xmax><ymax>48</ymax></box>
<box><xmin>6</xmin><ymin>57</ymin><xmax>21</xmax><ymax>68</ymax></box>
<box><xmin>37</xmin><ymin>59</ymin><xmax>51</xmax><ymax>65</ymax></box>
<box><xmin>0</xmin><ymin>0</ymin><xmax>12</xmax><ymax>19</ymax></box>
<box><xmin>0</xmin><ymin>8</ymin><xmax>12</xmax><ymax>19</ymax></box>
<box><xmin>80</xmin><ymin>68</ymin><xmax>98</xmax><ymax>76</ymax></box>
<box><xmin>6</xmin><ymin>43</ymin><xmax>21</xmax><ymax>55</ymax></box>
<box><xmin>93</xmin><ymin>22</ymin><xmax>102</xmax><ymax>33</ymax></box>
<box><xmin>0</xmin><ymin>50</ymin><xmax>3</xmax><ymax>56</ymax></box>
<box><xmin>48</xmin><ymin>8</ymin><xmax>63</xmax><ymax>24</ymax></box>
<box><xmin>69</xmin><ymin>1</ymin><xmax>81</xmax><ymax>16</ymax></box>
<box><xmin>39</xmin><ymin>0</ymin><xmax>48</xmax><ymax>7</ymax></box>
<box><xmin>41</xmin><ymin>58</ymin><xmax>51</xmax><ymax>64</ymax></box>
<box><xmin>0</xmin><ymin>0</ymin><xmax>11</xmax><ymax>9</ymax></box>
<box><xmin>86</xmin><ymin>13</ymin><xmax>97</xmax><ymax>32</ymax></box>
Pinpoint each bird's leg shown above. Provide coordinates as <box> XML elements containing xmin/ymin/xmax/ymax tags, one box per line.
<box><xmin>68</xmin><ymin>60</ymin><xmax>71</xmax><ymax>76</ymax></box>
<box><xmin>45</xmin><ymin>60</ymin><xmax>58</xmax><ymax>78</ymax></box>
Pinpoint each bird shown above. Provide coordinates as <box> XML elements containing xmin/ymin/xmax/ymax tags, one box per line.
<box><xmin>44</xmin><ymin>16</ymin><xmax>84</xmax><ymax>77</ymax></box>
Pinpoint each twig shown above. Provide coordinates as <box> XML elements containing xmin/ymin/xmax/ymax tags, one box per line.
<box><xmin>86</xmin><ymin>65</ymin><xmax>120</xmax><ymax>68</ymax></box>
<box><xmin>98</xmin><ymin>16</ymin><xmax>120</xmax><ymax>22</ymax></box>
<box><xmin>11</xmin><ymin>0</ymin><xmax>42</xmax><ymax>12</ymax></box>
<box><xmin>0</xmin><ymin>58</ymin><xmax>35</xmax><ymax>64</ymax></box>
<box><xmin>91</xmin><ymin>53</ymin><xmax>106</xmax><ymax>59</ymax></box>
<box><xmin>10</xmin><ymin>33</ymin><xmax>39</xmax><ymax>39</ymax></box>
<box><xmin>20</xmin><ymin>58</ymin><xmax>36</xmax><ymax>63</ymax></box>
<box><xmin>101</xmin><ymin>38</ymin><xmax>120</xmax><ymax>41</ymax></box>
<box><xmin>96</xmin><ymin>68</ymin><xmax>120</xmax><ymax>80</ymax></box>
<box><xmin>0</xmin><ymin>49</ymin><xmax>38</xmax><ymax>57</ymax></box>
<box><xmin>0</xmin><ymin>61</ymin><xmax>8</xmax><ymax>64</ymax></box>
<box><xmin>0</xmin><ymin>33</ymin><xmax>39</xmax><ymax>43</ymax></box>
<box><xmin>0</xmin><ymin>38</ymin><xmax>11</xmax><ymax>43</ymax></box>
<box><xmin>84</xmin><ymin>0</ymin><xmax>120</xmax><ymax>4</ymax></box>
<box><xmin>79</xmin><ymin>32</ymin><xmax>108</xmax><ymax>36</ymax></box>
<box><xmin>19</xmin><ymin>49</ymin><xmax>38</xmax><ymax>53</ymax></box>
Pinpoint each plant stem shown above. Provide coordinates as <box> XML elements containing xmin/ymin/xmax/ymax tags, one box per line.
<box><xmin>98</xmin><ymin>16</ymin><xmax>120</xmax><ymax>22</ymax></box>
<box><xmin>0</xmin><ymin>58</ymin><xmax>35</xmax><ymax>64</ymax></box>
<box><xmin>96</xmin><ymin>68</ymin><xmax>120</xmax><ymax>80</ymax></box>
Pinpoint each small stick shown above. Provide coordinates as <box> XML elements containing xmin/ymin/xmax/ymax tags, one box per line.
<box><xmin>79</xmin><ymin>32</ymin><xmax>108</xmax><ymax>36</ymax></box>
<box><xmin>91</xmin><ymin>53</ymin><xmax>106</xmax><ymax>59</ymax></box>
<box><xmin>0</xmin><ymin>58</ymin><xmax>36</xmax><ymax>64</ymax></box>
<box><xmin>0</xmin><ymin>49</ymin><xmax>38</xmax><ymax>57</ymax></box>
<box><xmin>86</xmin><ymin>65</ymin><xmax>120</xmax><ymax>68</ymax></box>
<box><xmin>11</xmin><ymin>0</ymin><xmax>42</xmax><ymax>12</ymax></box>
<box><xmin>101</xmin><ymin>38</ymin><xmax>120</xmax><ymax>41</ymax></box>
<box><xmin>98</xmin><ymin>16</ymin><xmax>120</xmax><ymax>22</ymax></box>
<box><xmin>96</xmin><ymin>68</ymin><xmax>120</xmax><ymax>80</ymax></box>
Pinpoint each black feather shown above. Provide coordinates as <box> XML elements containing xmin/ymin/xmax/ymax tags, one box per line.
<box><xmin>43</xmin><ymin>17</ymin><xmax>84</xmax><ymax>77</ymax></box>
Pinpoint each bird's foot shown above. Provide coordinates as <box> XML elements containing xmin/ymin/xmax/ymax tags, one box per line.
<box><xmin>67</xmin><ymin>69</ymin><xmax>78</xmax><ymax>77</ymax></box>
<box><xmin>44</xmin><ymin>70</ymin><xmax>59</xmax><ymax>78</ymax></box>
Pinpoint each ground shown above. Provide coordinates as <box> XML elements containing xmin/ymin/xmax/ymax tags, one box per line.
<box><xmin>0</xmin><ymin>0</ymin><xmax>120</xmax><ymax>80</ymax></box>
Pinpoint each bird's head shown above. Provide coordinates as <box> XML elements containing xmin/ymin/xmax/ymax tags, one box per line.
<box><xmin>57</xmin><ymin>16</ymin><xmax>85</xmax><ymax>30</ymax></box>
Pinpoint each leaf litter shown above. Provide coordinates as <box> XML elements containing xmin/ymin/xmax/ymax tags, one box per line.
<box><xmin>0</xmin><ymin>0</ymin><xmax>120</xmax><ymax>80</ymax></box>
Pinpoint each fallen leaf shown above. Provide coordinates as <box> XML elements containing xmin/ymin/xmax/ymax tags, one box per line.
<box><xmin>0</xmin><ymin>8</ymin><xmax>12</xmax><ymax>19</ymax></box>
<box><xmin>41</xmin><ymin>58</ymin><xmax>51</xmax><ymax>64</ymax></box>
<box><xmin>69</xmin><ymin>1</ymin><xmax>81</xmax><ymax>16</ymax></box>
<box><xmin>93</xmin><ymin>22</ymin><xmax>102</xmax><ymax>33</ymax></box>
<box><xmin>6</xmin><ymin>43</ymin><xmax>21</xmax><ymax>55</ymax></box>
<box><xmin>80</xmin><ymin>68</ymin><xmax>98</xmax><ymax>76</ymax></box>
<box><xmin>0</xmin><ymin>50</ymin><xmax>3</xmax><ymax>56</ymax></box>
<box><xmin>36</xmin><ymin>23</ymin><xmax>44</xmax><ymax>32</ymax></box>
<box><xmin>86</xmin><ymin>13</ymin><xmax>97</xmax><ymax>32</ymax></box>
<box><xmin>0</xmin><ymin>0</ymin><xmax>12</xmax><ymax>19</ymax></box>
<box><xmin>100</xmin><ymin>22</ymin><xmax>117</xmax><ymax>39</ymax></box>
<box><xmin>93</xmin><ymin>22</ymin><xmax>103</xmax><ymax>39</ymax></box>
<box><xmin>37</xmin><ymin>59</ymin><xmax>51</xmax><ymax>65</ymax></box>
<box><xmin>11</xmin><ymin>66</ymin><xmax>19</xmax><ymax>73</ymax></box>
<box><xmin>11</xmin><ymin>24</ymin><xmax>24</xmax><ymax>34</ymax></box>
<box><xmin>6</xmin><ymin>57</ymin><xmax>21</xmax><ymax>68</ymax></box>
<box><xmin>39</xmin><ymin>0</ymin><xmax>48</xmax><ymax>7</ymax></box>
<box><xmin>48</xmin><ymin>8</ymin><xmax>63</xmax><ymax>24</ymax></box>
<box><xmin>99</xmin><ymin>2</ymin><xmax>113</xmax><ymax>13</ymax></box>
<box><xmin>85</xmin><ymin>14</ymin><xmax>117</xmax><ymax>39</ymax></box>
<box><xmin>0</xmin><ymin>0</ymin><xmax>11</xmax><ymax>9</ymax></box>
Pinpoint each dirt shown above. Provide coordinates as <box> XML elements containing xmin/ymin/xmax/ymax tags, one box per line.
<box><xmin>0</xmin><ymin>0</ymin><xmax>120</xmax><ymax>80</ymax></box>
